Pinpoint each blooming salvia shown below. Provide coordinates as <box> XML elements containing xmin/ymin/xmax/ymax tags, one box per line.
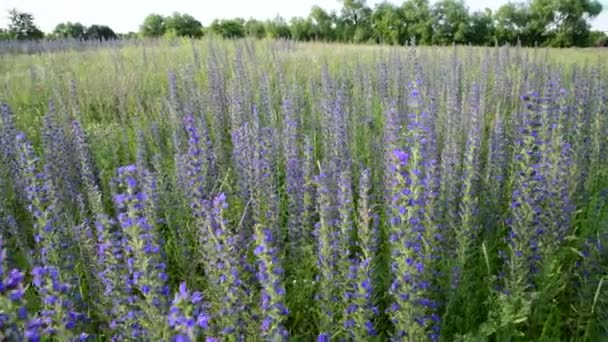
<box><xmin>250</xmin><ymin>120</ymin><xmax>282</xmax><ymax>336</ymax></box>
<box><xmin>282</xmin><ymin>94</ymin><xmax>305</xmax><ymax>258</ymax></box>
<box><xmin>301</xmin><ymin>136</ymin><xmax>316</xmax><ymax>247</ymax></box>
<box><xmin>168</xmin><ymin>282</ymin><xmax>211</xmax><ymax>341</ymax></box>
<box><xmin>42</xmin><ymin>101</ymin><xmax>78</xmax><ymax>211</ymax></box>
<box><xmin>16</xmin><ymin>132</ymin><xmax>60</xmax><ymax>267</ymax></box>
<box><xmin>540</xmin><ymin>86</ymin><xmax>574</xmax><ymax>246</ymax></box>
<box><xmin>0</xmin><ymin>103</ymin><xmax>19</xmax><ymax>189</ymax></box>
<box><xmin>71</xmin><ymin>120</ymin><xmax>126</xmax><ymax>327</ymax></box>
<box><xmin>501</xmin><ymin>91</ymin><xmax>547</xmax><ymax>328</ymax></box>
<box><xmin>251</xmin><ymin>122</ymin><xmax>279</xmax><ymax>231</ymax></box>
<box><xmin>31</xmin><ymin>265</ymin><xmax>85</xmax><ymax>339</ymax></box>
<box><xmin>253</xmin><ymin>226</ymin><xmax>289</xmax><ymax>340</ymax></box>
<box><xmin>93</xmin><ymin>212</ymin><xmax>126</xmax><ymax>330</ymax></box>
<box><xmin>336</xmin><ymin>169</ymin><xmax>355</xmax><ymax>337</ymax></box>
<box><xmin>568</xmin><ymin>73</ymin><xmax>592</xmax><ymax>196</ymax></box>
<box><xmin>71</xmin><ymin>119</ymin><xmax>103</xmax><ymax>215</ymax></box>
<box><xmin>314</xmin><ymin>172</ymin><xmax>337</xmax><ymax>338</ymax></box>
<box><xmin>179</xmin><ymin>113</ymin><xmax>214</xmax><ymax>277</ymax></box>
<box><xmin>1</xmin><ymin>34</ymin><xmax>607</xmax><ymax>342</ymax></box>
<box><xmin>202</xmin><ymin>193</ymin><xmax>247</xmax><ymax>339</ymax></box>
<box><xmin>485</xmin><ymin>112</ymin><xmax>508</xmax><ymax>229</ymax></box>
<box><xmin>231</xmin><ymin>122</ymin><xmax>255</xmax><ymax>205</ymax></box>
<box><xmin>453</xmin><ymin>84</ymin><xmax>482</xmax><ymax>289</ymax></box>
<box><xmin>182</xmin><ymin>114</ymin><xmax>208</xmax><ymax>208</ymax></box>
<box><xmin>0</xmin><ymin>236</ymin><xmax>29</xmax><ymax>340</ymax></box>
<box><xmin>389</xmin><ymin>131</ymin><xmax>441</xmax><ymax>340</ymax></box>
<box><xmin>574</xmin><ymin>233</ymin><xmax>608</xmax><ymax>337</ymax></box>
<box><xmin>390</xmin><ymin>84</ymin><xmax>441</xmax><ymax>340</ymax></box>
<box><xmin>207</xmin><ymin>50</ymin><xmax>228</xmax><ymax>167</ymax></box>
<box><xmin>14</xmin><ymin>131</ymin><xmax>87</xmax><ymax>339</ymax></box>
<box><xmin>113</xmin><ymin>165</ymin><xmax>169</xmax><ymax>338</ymax></box>
<box><xmin>349</xmin><ymin>169</ymin><xmax>377</xmax><ymax>339</ymax></box>
<box><xmin>438</xmin><ymin>76</ymin><xmax>462</xmax><ymax>251</ymax></box>
<box><xmin>383</xmin><ymin>102</ymin><xmax>401</xmax><ymax>205</ymax></box>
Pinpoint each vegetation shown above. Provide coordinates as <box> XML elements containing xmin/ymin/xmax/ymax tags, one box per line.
<box><xmin>1</xmin><ymin>0</ymin><xmax>607</xmax><ymax>46</ymax></box>
<box><xmin>0</xmin><ymin>38</ymin><xmax>607</xmax><ymax>341</ymax></box>
<box><xmin>51</xmin><ymin>22</ymin><xmax>87</xmax><ymax>39</ymax></box>
<box><xmin>5</xmin><ymin>8</ymin><xmax>44</xmax><ymax>40</ymax></box>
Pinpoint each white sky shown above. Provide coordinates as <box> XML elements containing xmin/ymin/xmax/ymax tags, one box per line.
<box><xmin>0</xmin><ymin>0</ymin><xmax>607</xmax><ymax>33</ymax></box>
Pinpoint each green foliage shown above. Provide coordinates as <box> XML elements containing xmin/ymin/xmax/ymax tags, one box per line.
<box><xmin>140</xmin><ymin>14</ymin><xmax>166</xmax><ymax>38</ymax></box>
<box><xmin>85</xmin><ymin>25</ymin><xmax>117</xmax><ymax>40</ymax></box>
<box><xmin>338</xmin><ymin>0</ymin><xmax>373</xmax><ymax>42</ymax></box>
<box><xmin>118</xmin><ymin>32</ymin><xmax>138</xmax><ymax>39</ymax></box>
<box><xmin>0</xmin><ymin>1</ymin><xmax>605</xmax><ymax>46</ymax></box>
<box><xmin>165</xmin><ymin>12</ymin><xmax>203</xmax><ymax>38</ymax></box>
<box><xmin>371</xmin><ymin>2</ymin><xmax>405</xmax><ymax>45</ymax></box>
<box><xmin>290</xmin><ymin>17</ymin><xmax>315</xmax><ymax>41</ymax></box>
<box><xmin>495</xmin><ymin>2</ymin><xmax>529</xmax><ymax>45</ymax></box>
<box><xmin>494</xmin><ymin>0</ymin><xmax>604</xmax><ymax>47</ymax></box>
<box><xmin>244</xmin><ymin>19</ymin><xmax>267</xmax><ymax>39</ymax></box>
<box><xmin>400</xmin><ymin>0</ymin><xmax>434</xmax><ymax>44</ymax></box>
<box><xmin>309</xmin><ymin>6</ymin><xmax>337</xmax><ymax>41</ymax></box>
<box><xmin>593</xmin><ymin>31</ymin><xmax>608</xmax><ymax>46</ymax></box>
<box><xmin>210</xmin><ymin>19</ymin><xmax>245</xmax><ymax>39</ymax></box>
<box><xmin>52</xmin><ymin>22</ymin><xmax>86</xmax><ymax>39</ymax></box>
<box><xmin>548</xmin><ymin>0</ymin><xmax>603</xmax><ymax>47</ymax></box>
<box><xmin>468</xmin><ymin>9</ymin><xmax>495</xmax><ymax>45</ymax></box>
<box><xmin>431</xmin><ymin>0</ymin><xmax>470</xmax><ymax>45</ymax></box>
<box><xmin>7</xmin><ymin>8</ymin><xmax>44</xmax><ymax>40</ymax></box>
<box><xmin>265</xmin><ymin>16</ymin><xmax>291</xmax><ymax>39</ymax></box>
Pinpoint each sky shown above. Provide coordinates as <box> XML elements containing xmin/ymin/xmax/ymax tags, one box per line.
<box><xmin>0</xmin><ymin>0</ymin><xmax>607</xmax><ymax>34</ymax></box>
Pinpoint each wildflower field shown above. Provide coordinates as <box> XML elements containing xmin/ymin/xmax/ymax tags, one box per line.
<box><xmin>0</xmin><ymin>39</ymin><xmax>607</xmax><ymax>341</ymax></box>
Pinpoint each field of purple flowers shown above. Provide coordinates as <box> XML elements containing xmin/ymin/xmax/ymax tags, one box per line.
<box><xmin>0</xmin><ymin>39</ymin><xmax>607</xmax><ymax>341</ymax></box>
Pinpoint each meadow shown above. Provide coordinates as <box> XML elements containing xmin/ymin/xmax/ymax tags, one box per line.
<box><xmin>0</xmin><ymin>39</ymin><xmax>607</xmax><ymax>341</ymax></box>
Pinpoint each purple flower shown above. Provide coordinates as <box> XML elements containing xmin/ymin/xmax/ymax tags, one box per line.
<box><xmin>317</xmin><ymin>332</ymin><xmax>331</xmax><ymax>342</ymax></box>
<box><xmin>253</xmin><ymin>225</ymin><xmax>288</xmax><ymax>339</ymax></box>
<box><xmin>393</xmin><ymin>149</ymin><xmax>409</xmax><ymax>165</ymax></box>
<box><xmin>111</xmin><ymin>164</ymin><xmax>168</xmax><ymax>336</ymax></box>
<box><xmin>168</xmin><ymin>282</ymin><xmax>209</xmax><ymax>340</ymax></box>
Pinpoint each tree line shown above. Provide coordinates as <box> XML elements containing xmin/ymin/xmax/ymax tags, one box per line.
<box><xmin>0</xmin><ymin>9</ymin><xmax>120</xmax><ymax>41</ymax></box>
<box><xmin>2</xmin><ymin>0</ymin><xmax>607</xmax><ymax>47</ymax></box>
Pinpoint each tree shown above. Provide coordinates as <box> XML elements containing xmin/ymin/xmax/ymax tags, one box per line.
<box><xmin>545</xmin><ymin>0</ymin><xmax>603</xmax><ymax>47</ymax></box>
<box><xmin>119</xmin><ymin>32</ymin><xmax>139</xmax><ymax>39</ymax></box>
<box><xmin>400</xmin><ymin>0</ymin><xmax>434</xmax><ymax>44</ymax></box>
<box><xmin>140</xmin><ymin>14</ymin><xmax>166</xmax><ymax>37</ymax></box>
<box><xmin>210</xmin><ymin>19</ymin><xmax>245</xmax><ymax>39</ymax></box>
<box><xmin>494</xmin><ymin>0</ymin><xmax>602</xmax><ymax>47</ymax></box>
<box><xmin>591</xmin><ymin>30</ymin><xmax>608</xmax><ymax>46</ymax></box>
<box><xmin>52</xmin><ymin>22</ymin><xmax>86</xmax><ymax>39</ymax></box>
<box><xmin>265</xmin><ymin>16</ymin><xmax>291</xmax><ymax>39</ymax></box>
<box><xmin>371</xmin><ymin>2</ymin><xmax>405</xmax><ymax>44</ymax></box>
<box><xmin>7</xmin><ymin>9</ymin><xmax>44</xmax><ymax>40</ymax></box>
<box><xmin>494</xmin><ymin>2</ymin><xmax>530</xmax><ymax>45</ymax></box>
<box><xmin>85</xmin><ymin>25</ymin><xmax>117</xmax><ymax>40</ymax></box>
<box><xmin>245</xmin><ymin>19</ymin><xmax>267</xmax><ymax>39</ymax></box>
<box><xmin>165</xmin><ymin>12</ymin><xmax>204</xmax><ymax>38</ymax></box>
<box><xmin>521</xmin><ymin>0</ymin><xmax>555</xmax><ymax>45</ymax></box>
<box><xmin>467</xmin><ymin>9</ymin><xmax>495</xmax><ymax>45</ymax></box>
<box><xmin>0</xmin><ymin>28</ymin><xmax>9</xmax><ymax>40</ymax></box>
<box><xmin>431</xmin><ymin>0</ymin><xmax>470</xmax><ymax>45</ymax></box>
<box><xmin>338</xmin><ymin>0</ymin><xmax>373</xmax><ymax>42</ymax></box>
<box><xmin>309</xmin><ymin>6</ymin><xmax>337</xmax><ymax>41</ymax></box>
<box><xmin>290</xmin><ymin>17</ymin><xmax>315</xmax><ymax>41</ymax></box>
